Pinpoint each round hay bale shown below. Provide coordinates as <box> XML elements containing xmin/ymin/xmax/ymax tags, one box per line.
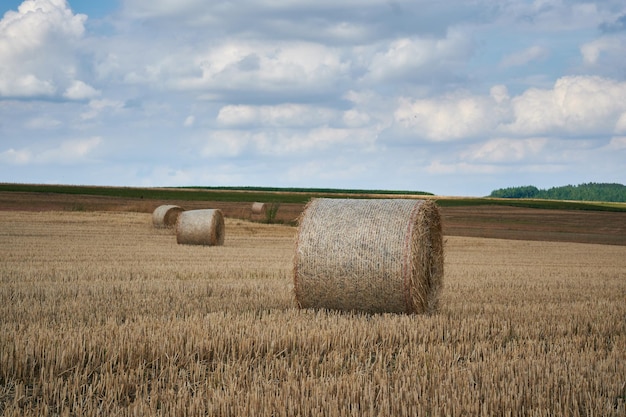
<box><xmin>294</xmin><ymin>198</ymin><xmax>444</xmax><ymax>314</ymax></box>
<box><xmin>251</xmin><ymin>202</ymin><xmax>267</xmax><ymax>215</ymax></box>
<box><xmin>152</xmin><ymin>205</ymin><xmax>184</xmax><ymax>228</ymax></box>
<box><xmin>176</xmin><ymin>209</ymin><xmax>225</xmax><ymax>246</ymax></box>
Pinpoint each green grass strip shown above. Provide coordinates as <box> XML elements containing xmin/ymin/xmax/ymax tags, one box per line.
<box><xmin>2</xmin><ymin>183</ymin><xmax>625</xmax><ymax>212</ymax></box>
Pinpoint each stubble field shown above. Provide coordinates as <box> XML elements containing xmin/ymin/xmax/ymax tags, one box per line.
<box><xmin>1</xmin><ymin>209</ymin><xmax>625</xmax><ymax>416</ymax></box>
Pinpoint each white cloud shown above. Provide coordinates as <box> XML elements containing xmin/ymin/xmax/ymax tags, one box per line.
<box><xmin>200</xmin><ymin>130</ymin><xmax>251</xmax><ymax>158</ymax></box>
<box><xmin>580</xmin><ymin>34</ymin><xmax>626</xmax><ymax>66</ymax></box>
<box><xmin>25</xmin><ymin>115</ymin><xmax>62</xmax><ymax>129</ymax></box>
<box><xmin>0</xmin><ymin>74</ymin><xmax>56</xmax><ymax>97</ymax></box>
<box><xmin>490</xmin><ymin>85</ymin><xmax>510</xmax><ymax>104</ymax></box>
<box><xmin>0</xmin><ymin>137</ymin><xmax>101</xmax><ymax>165</ymax></box>
<box><xmin>216</xmin><ymin>104</ymin><xmax>338</xmax><ymax>128</ymax></box>
<box><xmin>499</xmin><ymin>45</ymin><xmax>549</xmax><ymax>68</ymax></box>
<box><xmin>363</xmin><ymin>28</ymin><xmax>473</xmax><ymax>82</ymax></box>
<box><xmin>0</xmin><ymin>0</ymin><xmax>88</xmax><ymax>98</ymax></box>
<box><xmin>174</xmin><ymin>40</ymin><xmax>349</xmax><ymax>94</ymax></box>
<box><xmin>63</xmin><ymin>80</ymin><xmax>101</xmax><ymax>100</ymax></box>
<box><xmin>50</xmin><ymin>137</ymin><xmax>101</xmax><ymax>161</ymax></box>
<box><xmin>393</xmin><ymin>91</ymin><xmax>508</xmax><ymax>142</ymax></box>
<box><xmin>183</xmin><ymin>115</ymin><xmax>195</xmax><ymax>127</ymax></box>
<box><xmin>342</xmin><ymin>109</ymin><xmax>371</xmax><ymax>128</ymax></box>
<box><xmin>389</xmin><ymin>76</ymin><xmax>626</xmax><ymax>143</ymax></box>
<box><xmin>216</xmin><ymin>106</ymin><xmax>258</xmax><ymax>127</ymax></box>
<box><xmin>0</xmin><ymin>148</ymin><xmax>32</xmax><ymax>164</ymax></box>
<box><xmin>80</xmin><ymin>99</ymin><xmax>125</xmax><ymax>120</ymax></box>
<box><xmin>505</xmin><ymin>76</ymin><xmax>626</xmax><ymax>135</ymax></box>
<box><xmin>461</xmin><ymin>137</ymin><xmax>548</xmax><ymax>163</ymax></box>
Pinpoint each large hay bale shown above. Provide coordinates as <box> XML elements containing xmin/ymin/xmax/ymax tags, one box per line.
<box><xmin>251</xmin><ymin>202</ymin><xmax>267</xmax><ymax>215</ymax></box>
<box><xmin>152</xmin><ymin>205</ymin><xmax>184</xmax><ymax>228</ymax></box>
<box><xmin>294</xmin><ymin>198</ymin><xmax>444</xmax><ymax>314</ymax></box>
<box><xmin>176</xmin><ymin>209</ymin><xmax>225</xmax><ymax>246</ymax></box>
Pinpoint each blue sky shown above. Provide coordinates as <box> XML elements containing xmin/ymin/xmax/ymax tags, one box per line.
<box><xmin>1</xmin><ymin>0</ymin><xmax>625</xmax><ymax>196</ymax></box>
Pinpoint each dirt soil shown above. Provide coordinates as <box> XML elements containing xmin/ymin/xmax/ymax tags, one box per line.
<box><xmin>1</xmin><ymin>191</ymin><xmax>624</xmax><ymax>245</ymax></box>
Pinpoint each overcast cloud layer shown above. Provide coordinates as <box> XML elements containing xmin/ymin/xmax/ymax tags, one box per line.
<box><xmin>1</xmin><ymin>0</ymin><xmax>625</xmax><ymax>196</ymax></box>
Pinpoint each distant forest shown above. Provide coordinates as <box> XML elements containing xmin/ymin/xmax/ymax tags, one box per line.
<box><xmin>489</xmin><ymin>183</ymin><xmax>626</xmax><ymax>202</ymax></box>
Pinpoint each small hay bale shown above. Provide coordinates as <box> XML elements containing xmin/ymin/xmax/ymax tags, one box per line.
<box><xmin>152</xmin><ymin>205</ymin><xmax>184</xmax><ymax>228</ymax></box>
<box><xmin>293</xmin><ymin>198</ymin><xmax>444</xmax><ymax>314</ymax></box>
<box><xmin>176</xmin><ymin>209</ymin><xmax>225</xmax><ymax>246</ymax></box>
<box><xmin>251</xmin><ymin>202</ymin><xmax>267</xmax><ymax>215</ymax></box>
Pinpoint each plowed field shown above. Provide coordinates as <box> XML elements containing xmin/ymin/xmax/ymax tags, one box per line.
<box><xmin>1</xmin><ymin>191</ymin><xmax>624</xmax><ymax>245</ymax></box>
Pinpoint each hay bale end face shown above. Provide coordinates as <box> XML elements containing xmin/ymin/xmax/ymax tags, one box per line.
<box><xmin>294</xmin><ymin>198</ymin><xmax>444</xmax><ymax>314</ymax></box>
<box><xmin>176</xmin><ymin>209</ymin><xmax>225</xmax><ymax>246</ymax></box>
<box><xmin>152</xmin><ymin>205</ymin><xmax>184</xmax><ymax>228</ymax></box>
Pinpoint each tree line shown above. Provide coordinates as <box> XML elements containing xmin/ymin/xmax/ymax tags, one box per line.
<box><xmin>489</xmin><ymin>182</ymin><xmax>626</xmax><ymax>202</ymax></box>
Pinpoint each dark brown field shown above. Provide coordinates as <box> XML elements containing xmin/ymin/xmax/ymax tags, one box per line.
<box><xmin>1</xmin><ymin>191</ymin><xmax>624</xmax><ymax>245</ymax></box>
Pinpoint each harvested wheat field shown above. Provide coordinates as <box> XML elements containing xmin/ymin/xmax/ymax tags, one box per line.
<box><xmin>1</xmin><ymin>210</ymin><xmax>625</xmax><ymax>416</ymax></box>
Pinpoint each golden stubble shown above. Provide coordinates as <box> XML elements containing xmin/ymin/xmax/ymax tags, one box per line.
<box><xmin>1</xmin><ymin>210</ymin><xmax>625</xmax><ymax>416</ymax></box>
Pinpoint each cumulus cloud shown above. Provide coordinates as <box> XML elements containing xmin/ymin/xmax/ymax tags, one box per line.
<box><xmin>0</xmin><ymin>0</ymin><xmax>88</xmax><ymax>98</ymax></box>
<box><xmin>393</xmin><ymin>90</ymin><xmax>509</xmax><ymax>142</ymax></box>
<box><xmin>0</xmin><ymin>74</ymin><xmax>56</xmax><ymax>97</ymax></box>
<box><xmin>174</xmin><ymin>40</ymin><xmax>349</xmax><ymax>95</ymax></box>
<box><xmin>389</xmin><ymin>75</ymin><xmax>626</xmax><ymax>144</ymax></box>
<box><xmin>63</xmin><ymin>80</ymin><xmax>101</xmax><ymax>100</ymax></box>
<box><xmin>363</xmin><ymin>28</ymin><xmax>473</xmax><ymax>83</ymax></box>
<box><xmin>392</xmin><ymin>76</ymin><xmax>625</xmax><ymax>139</ymax></box>
<box><xmin>505</xmin><ymin>76</ymin><xmax>626</xmax><ymax>136</ymax></box>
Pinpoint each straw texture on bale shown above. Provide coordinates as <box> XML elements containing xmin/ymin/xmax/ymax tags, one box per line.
<box><xmin>251</xmin><ymin>202</ymin><xmax>267</xmax><ymax>215</ymax></box>
<box><xmin>176</xmin><ymin>209</ymin><xmax>225</xmax><ymax>246</ymax></box>
<box><xmin>294</xmin><ymin>198</ymin><xmax>444</xmax><ymax>314</ymax></box>
<box><xmin>152</xmin><ymin>205</ymin><xmax>184</xmax><ymax>228</ymax></box>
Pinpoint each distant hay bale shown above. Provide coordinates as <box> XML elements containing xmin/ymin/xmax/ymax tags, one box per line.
<box><xmin>294</xmin><ymin>198</ymin><xmax>444</xmax><ymax>314</ymax></box>
<box><xmin>251</xmin><ymin>202</ymin><xmax>267</xmax><ymax>215</ymax></box>
<box><xmin>152</xmin><ymin>205</ymin><xmax>184</xmax><ymax>228</ymax></box>
<box><xmin>176</xmin><ymin>209</ymin><xmax>225</xmax><ymax>246</ymax></box>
